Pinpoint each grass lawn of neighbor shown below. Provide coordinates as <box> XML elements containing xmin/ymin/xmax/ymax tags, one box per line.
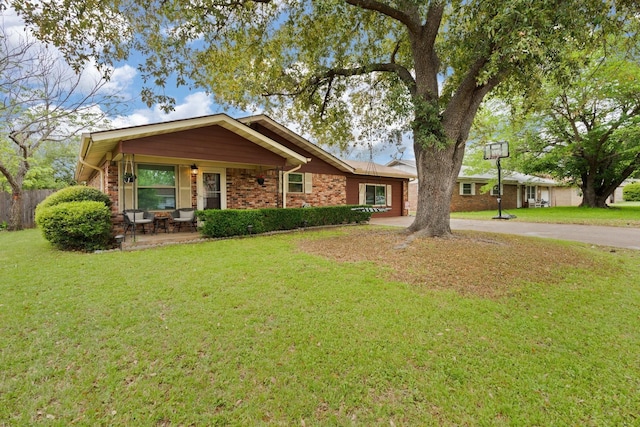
<box><xmin>1</xmin><ymin>216</ymin><xmax>639</xmax><ymax>425</ymax></box>
<box><xmin>451</xmin><ymin>203</ymin><xmax>640</xmax><ymax>227</ymax></box>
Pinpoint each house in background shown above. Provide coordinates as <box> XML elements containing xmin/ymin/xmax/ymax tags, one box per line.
<box><xmin>386</xmin><ymin>159</ymin><xmax>580</xmax><ymax>212</ymax></box>
<box><xmin>76</xmin><ymin>114</ymin><xmax>414</xmax><ymax>229</ymax></box>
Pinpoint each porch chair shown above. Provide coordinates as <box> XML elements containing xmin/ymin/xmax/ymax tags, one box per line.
<box><xmin>122</xmin><ymin>209</ymin><xmax>155</xmax><ymax>235</ymax></box>
<box><xmin>528</xmin><ymin>198</ymin><xmax>542</xmax><ymax>208</ymax></box>
<box><xmin>170</xmin><ymin>208</ymin><xmax>197</xmax><ymax>232</ymax></box>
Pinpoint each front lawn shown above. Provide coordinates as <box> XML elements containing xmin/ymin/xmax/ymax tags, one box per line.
<box><xmin>1</xmin><ymin>228</ymin><xmax>639</xmax><ymax>425</ymax></box>
<box><xmin>451</xmin><ymin>204</ymin><xmax>640</xmax><ymax>227</ymax></box>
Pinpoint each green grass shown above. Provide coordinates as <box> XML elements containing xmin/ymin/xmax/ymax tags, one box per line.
<box><xmin>2</xmin><ymin>229</ymin><xmax>640</xmax><ymax>425</ymax></box>
<box><xmin>451</xmin><ymin>204</ymin><xmax>640</xmax><ymax>227</ymax></box>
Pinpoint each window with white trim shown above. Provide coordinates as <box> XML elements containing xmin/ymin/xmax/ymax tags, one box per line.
<box><xmin>526</xmin><ymin>186</ymin><xmax>536</xmax><ymax>200</ymax></box>
<box><xmin>287</xmin><ymin>172</ymin><xmax>312</xmax><ymax>193</ymax></box>
<box><xmin>490</xmin><ymin>184</ymin><xmax>502</xmax><ymax>196</ymax></box>
<box><xmin>460</xmin><ymin>182</ymin><xmax>475</xmax><ymax>195</ymax></box>
<box><xmin>288</xmin><ymin>173</ymin><xmax>304</xmax><ymax>193</ymax></box>
<box><xmin>137</xmin><ymin>164</ymin><xmax>177</xmax><ymax>210</ymax></box>
<box><xmin>366</xmin><ymin>184</ymin><xmax>387</xmax><ymax>206</ymax></box>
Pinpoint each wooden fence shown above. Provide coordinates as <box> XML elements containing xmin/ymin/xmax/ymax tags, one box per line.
<box><xmin>0</xmin><ymin>189</ymin><xmax>56</xmax><ymax>228</ymax></box>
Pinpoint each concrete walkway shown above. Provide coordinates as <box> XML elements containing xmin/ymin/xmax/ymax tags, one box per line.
<box><xmin>369</xmin><ymin>216</ymin><xmax>640</xmax><ymax>250</ymax></box>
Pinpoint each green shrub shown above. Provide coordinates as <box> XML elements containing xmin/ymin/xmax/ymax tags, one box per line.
<box><xmin>197</xmin><ymin>206</ymin><xmax>372</xmax><ymax>238</ymax></box>
<box><xmin>36</xmin><ymin>201</ymin><xmax>112</xmax><ymax>251</ymax></box>
<box><xmin>198</xmin><ymin>209</ymin><xmax>266</xmax><ymax>238</ymax></box>
<box><xmin>35</xmin><ymin>185</ymin><xmax>111</xmax><ymax>223</ymax></box>
<box><xmin>622</xmin><ymin>182</ymin><xmax>640</xmax><ymax>201</ymax></box>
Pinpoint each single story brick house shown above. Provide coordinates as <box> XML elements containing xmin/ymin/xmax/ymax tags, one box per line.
<box><xmin>76</xmin><ymin>114</ymin><xmax>414</xmax><ymax>228</ymax></box>
<box><xmin>386</xmin><ymin>159</ymin><xmax>581</xmax><ymax>212</ymax></box>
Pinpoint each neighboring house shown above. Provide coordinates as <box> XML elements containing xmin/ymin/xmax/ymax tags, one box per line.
<box><xmin>76</xmin><ymin>114</ymin><xmax>414</xmax><ymax>229</ymax></box>
<box><xmin>387</xmin><ymin>159</ymin><xmax>580</xmax><ymax>212</ymax></box>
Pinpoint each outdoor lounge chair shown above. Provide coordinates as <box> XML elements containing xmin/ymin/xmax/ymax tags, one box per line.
<box><xmin>170</xmin><ymin>208</ymin><xmax>197</xmax><ymax>232</ymax></box>
<box><xmin>528</xmin><ymin>198</ymin><xmax>542</xmax><ymax>208</ymax></box>
<box><xmin>123</xmin><ymin>209</ymin><xmax>155</xmax><ymax>235</ymax></box>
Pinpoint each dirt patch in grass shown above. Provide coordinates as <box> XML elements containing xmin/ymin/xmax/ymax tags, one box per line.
<box><xmin>298</xmin><ymin>228</ymin><xmax>599</xmax><ymax>298</ymax></box>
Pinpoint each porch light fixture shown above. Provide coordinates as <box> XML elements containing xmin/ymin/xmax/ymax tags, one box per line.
<box><xmin>190</xmin><ymin>164</ymin><xmax>198</xmax><ymax>175</ymax></box>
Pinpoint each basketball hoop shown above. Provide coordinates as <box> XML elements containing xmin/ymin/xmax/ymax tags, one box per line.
<box><xmin>483</xmin><ymin>141</ymin><xmax>509</xmax><ymax>160</ymax></box>
<box><xmin>484</xmin><ymin>142</ymin><xmax>510</xmax><ymax>220</ymax></box>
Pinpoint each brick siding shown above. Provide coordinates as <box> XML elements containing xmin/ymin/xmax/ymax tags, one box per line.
<box><xmin>286</xmin><ymin>174</ymin><xmax>346</xmax><ymax>208</ymax></box>
<box><xmin>409</xmin><ymin>181</ymin><xmax>519</xmax><ymax>212</ymax></box>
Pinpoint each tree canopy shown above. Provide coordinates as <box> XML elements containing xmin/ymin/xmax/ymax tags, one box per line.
<box><xmin>471</xmin><ymin>42</ymin><xmax>640</xmax><ymax>208</ymax></box>
<box><xmin>11</xmin><ymin>0</ymin><xmax>640</xmax><ymax>235</ymax></box>
<box><xmin>522</xmin><ymin>54</ymin><xmax>640</xmax><ymax>207</ymax></box>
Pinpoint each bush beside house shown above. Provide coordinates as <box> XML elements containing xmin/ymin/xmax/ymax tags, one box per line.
<box><xmin>35</xmin><ymin>186</ymin><xmax>114</xmax><ymax>251</ymax></box>
<box><xmin>623</xmin><ymin>182</ymin><xmax>640</xmax><ymax>201</ymax></box>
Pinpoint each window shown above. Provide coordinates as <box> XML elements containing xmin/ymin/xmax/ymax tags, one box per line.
<box><xmin>366</xmin><ymin>184</ymin><xmax>387</xmax><ymax>206</ymax></box>
<box><xmin>137</xmin><ymin>164</ymin><xmax>176</xmax><ymax>210</ymax></box>
<box><xmin>287</xmin><ymin>172</ymin><xmax>312</xmax><ymax>193</ymax></box>
<box><xmin>288</xmin><ymin>173</ymin><xmax>304</xmax><ymax>193</ymax></box>
<box><xmin>491</xmin><ymin>184</ymin><xmax>502</xmax><ymax>196</ymax></box>
<box><xmin>526</xmin><ymin>186</ymin><xmax>536</xmax><ymax>200</ymax></box>
<box><xmin>460</xmin><ymin>182</ymin><xmax>475</xmax><ymax>195</ymax></box>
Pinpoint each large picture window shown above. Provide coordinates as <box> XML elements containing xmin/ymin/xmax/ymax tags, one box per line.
<box><xmin>137</xmin><ymin>164</ymin><xmax>176</xmax><ymax>210</ymax></box>
<box><xmin>366</xmin><ymin>184</ymin><xmax>387</xmax><ymax>206</ymax></box>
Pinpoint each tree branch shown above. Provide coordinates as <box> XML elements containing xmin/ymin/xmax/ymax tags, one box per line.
<box><xmin>265</xmin><ymin>62</ymin><xmax>416</xmax><ymax>98</ymax></box>
<box><xmin>423</xmin><ymin>2</ymin><xmax>445</xmax><ymax>50</ymax></box>
<box><xmin>344</xmin><ymin>0</ymin><xmax>421</xmax><ymax>33</ymax></box>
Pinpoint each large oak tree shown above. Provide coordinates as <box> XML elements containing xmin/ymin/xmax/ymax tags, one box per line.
<box><xmin>513</xmin><ymin>53</ymin><xmax>640</xmax><ymax>208</ymax></box>
<box><xmin>12</xmin><ymin>0</ymin><xmax>637</xmax><ymax>236</ymax></box>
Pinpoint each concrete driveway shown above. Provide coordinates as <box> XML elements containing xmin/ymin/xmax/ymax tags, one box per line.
<box><xmin>369</xmin><ymin>216</ymin><xmax>640</xmax><ymax>250</ymax></box>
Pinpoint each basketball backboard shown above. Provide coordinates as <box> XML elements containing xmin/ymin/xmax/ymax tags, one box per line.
<box><xmin>483</xmin><ymin>141</ymin><xmax>509</xmax><ymax>160</ymax></box>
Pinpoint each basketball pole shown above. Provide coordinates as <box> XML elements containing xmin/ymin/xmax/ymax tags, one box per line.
<box><xmin>496</xmin><ymin>157</ymin><xmax>504</xmax><ymax>219</ymax></box>
<box><xmin>484</xmin><ymin>141</ymin><xmax>510</xmax><ymax>220</ymax></box>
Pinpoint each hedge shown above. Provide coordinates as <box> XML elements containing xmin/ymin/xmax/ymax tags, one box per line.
<box><xmin>197</xmin><ymin>206</ymin><xmax>372</xmax><ymax>238</ymax></box>
<box><xmin>35</xmin><ymin>185</ymin><xmax>111</xmax><ymax>223</ymax></box>
<box><xmin>36</xmin><ymin>201</ymin><xmax>113</xmax><ymax>251</ymax></box>
<box><xmin>622</xmin><ymin>182</ymin><xmax>640</xmax><ymax>201</ymax></box>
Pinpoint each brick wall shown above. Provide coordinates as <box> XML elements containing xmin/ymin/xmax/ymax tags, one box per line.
<box><xmin>409</xmin><ymin>181</ymin><xmax>519</xmax><ymax>212</ymax></box>
<box><xmin>286</xmin><ymin>174</ymin><xmax>346</xmax><ymax>208</ymax></box>
<box><xmin>226</xmin><ymin>168</ymin><xmax>279</xmax><ymax>209</ymax></box>
<box><xmin>450</xmin><ymin>183</ymin><xmax>518</xmax><ymax>212</ymax></box>
<box><xmin>225</xmin><ymin>169</ymin><xmax>347</xmax><ymax>209</ymax></box>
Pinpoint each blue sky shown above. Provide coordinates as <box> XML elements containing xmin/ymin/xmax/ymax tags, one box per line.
<box><xmin>3</xmin><ymin>7</ymin><xmax>412</xmax><ymax>165</ymax></box>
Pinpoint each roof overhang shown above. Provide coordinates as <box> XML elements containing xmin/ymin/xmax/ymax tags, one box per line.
<box><xmin>238</xmin><ymin>115</ymin><xmax>356</xmax><ymax>174</ymax></box>
<box><xmin>76</xmin><ymin>114</ymin><xmax>308</xmax><ymax>182</ymax></box>
<box><xmin>343</xmin><ymin>160</ymin><xmax>416</xmax><ymax>179</ymax></box>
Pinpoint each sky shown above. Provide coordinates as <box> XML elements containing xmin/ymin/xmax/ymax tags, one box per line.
<box><xmin>2</xmin><ymin>7</ymin><xmax>413</xmax><ymax>165</ymax></box>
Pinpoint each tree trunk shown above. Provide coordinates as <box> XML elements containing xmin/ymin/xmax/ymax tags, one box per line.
<box><xmin>9</xmin><ymin>190</ymin><xmax>24</xmax><ymax>231</ymax></box>
<box><xmin>580</xmin><ymin>184</ymin><xmax>609</xmax><ymax>208</ymax></box>
<box><xmin>408</xmin><ymin>132</ymin><xmax>465</xmax><ymax>237</ymax></box>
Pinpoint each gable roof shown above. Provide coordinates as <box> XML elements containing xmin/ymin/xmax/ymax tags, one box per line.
<box><xmin>238</xmin><ymin>114</ymin><xmax>356</xmax><ymax>173</ymax></box>
<box><xmin>77</xmin><ymin>113</ymin><xmax>309</xmax><ymax>182</ymax></box>
<box><xmin>77</xmin><ymin>113</ymin><xmax>415</xmax><ymax>183</ymax></box>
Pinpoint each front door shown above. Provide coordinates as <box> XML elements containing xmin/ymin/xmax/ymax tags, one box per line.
<box><xmin>197</xmin><ymin>168</ymin><xmax>226</xmax><ymax>210</ymax></box>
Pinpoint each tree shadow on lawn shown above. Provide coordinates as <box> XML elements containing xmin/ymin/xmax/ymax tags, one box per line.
<box><xmin>297</xmin><ymin>228</ymin><xmax>603</xmax><ymax>299</ymax></box>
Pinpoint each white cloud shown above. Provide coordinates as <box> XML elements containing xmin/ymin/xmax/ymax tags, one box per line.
<box><xmin>89</xmin><ymin>63</ymin><xmax>137</xmax><ymax>95</ymax></box>
<box><xmin>110</xmin><ymin>91</ymin><xmax>216</xmax><ymax>128</ymax></box>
